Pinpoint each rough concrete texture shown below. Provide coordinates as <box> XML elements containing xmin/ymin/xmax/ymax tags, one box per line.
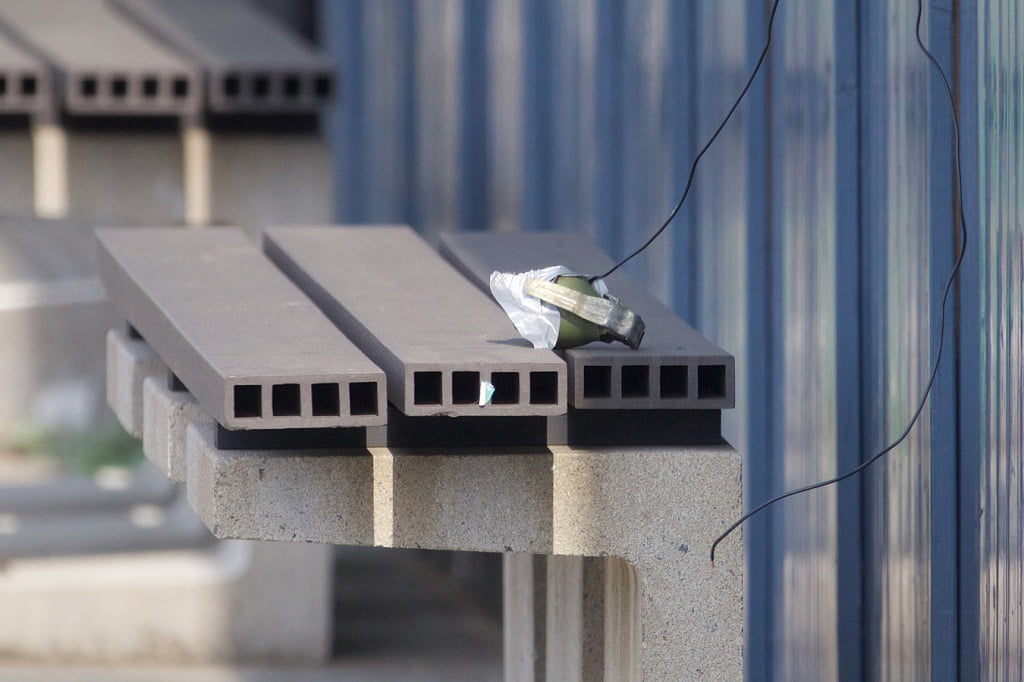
<box><xmin>549</xmin><ymin>445</ymin><xmax>743</xmax><ymax>680</ymax></box>
<box><xmin>186</xmin><ymin>417</ymin><xmax>374</xmax><ymax>546</ymax></box>
<box><xmin>373</xmin><ymin>447</ymin><xmax>554</xmax><ymax>553</ymax></box>
<box><xmin>143</xmin><ymin>373</ymin><xmax>202</xmax><ymax>483</ymax></box>
<box><xmin>264</xmin><ymin>226</ymin><xmax>567</xmax><ymax>417</ymax></box>
<box><xmin>440</xmin><ymin>231</ymin><xmax>736</xmax><ymax>411</ymax></box>
<box><xmin>113</xmin><ymin>0</ymin><xmax>335</xmax><ymax>114</ymax></box>
<box><xmin>0</xmin><ymin>540</ymin><xmax>331</xmax><ymax>664</ymax></box>
<box><xmin>0</xmin><ymin>0</ymin><xmax>200</xmax><ymax>117</ymax></box>
<box><xmin>97</xmin><ymin>229</ymin><xmax>386</xmax><ymax>430</ymax></box>
<box><xmin>107</xmin><ymin>326</ymin><xmax>164</xmax><ymax>438</ymax></box>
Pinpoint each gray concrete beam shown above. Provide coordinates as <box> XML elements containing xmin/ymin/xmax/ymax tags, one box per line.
<box><xmin>113</xmin><ymin>0</ymin><xmax>335</xmax><ymax>114</ymax></box>
<box><xmin>0</xmin><ymin>28</ymin><xmax>50</xmax><ymax>116</ymax></box>
<box><xmin>440</xmin><ymin>231</ymin><xmax>736</xmax><ymax>410</ymax></box>
<box><xmin>0</xmin><ymin>0</ymin><xmax>200</xmax><ymax>118</ymax></box>
<box><xmin>96</xmin><ymin>227</ymin><xmax>386</xmax><ymax>430</ymax></box>
<box><xmin>264</xmin><ymin>226</ymin><xmax>568</xmax><ymax>417</ymax></box>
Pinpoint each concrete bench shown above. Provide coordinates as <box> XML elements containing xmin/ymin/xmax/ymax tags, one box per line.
<box><xmin>103</xmin><ymin>227</ymin><xmax>744</xmax><ymax>680</ymax></box>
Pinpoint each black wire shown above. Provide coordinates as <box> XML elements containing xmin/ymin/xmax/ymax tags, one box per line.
<box><xmin>590</xmin><ymin>0</ymin><xmax>781</xmax><ymax>283</ymax></box>
<box><xmin>711</xmin><ymin>0</ymin><xmax>969</xmax><ymax>564</ymax></box>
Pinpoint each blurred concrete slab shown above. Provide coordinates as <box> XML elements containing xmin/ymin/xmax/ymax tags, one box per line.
<box><xmin>0</xmin><ymin>540</ymin><xmax>331</xmax><ymax>664</ymax></box>
<box><xmin>0</xmin><ymin>216</ymin><xmax>118</xmax><ymax>432</ymax></box>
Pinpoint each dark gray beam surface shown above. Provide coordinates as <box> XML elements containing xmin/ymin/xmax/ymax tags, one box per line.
<box><xmin>0</xmin><ymin>27</ymin><xmax>50</xmax><ymax>115</ymax></box>
<box><xmin>439</xmin><ymin>231</ymin><xmax>735</xmax><ymax>410</ymax></box>
<box><xmin>264</xmin><ymin>226</ymin><xmax>567</xmax><ymax>417</ymax></box>
<box><xmin>0</xmin><ymin>0</ymin><xmax>200</xmax><ymax>117</ymax></box>
<box><xmin>113</xmin><ymin>0</ymin><xmax>335</xmax><ymax>113</ymax></box>
<box><xmin>96</xmin><ymin>227</ymin><xmax>386</xmax><ymax>430</ymax></box>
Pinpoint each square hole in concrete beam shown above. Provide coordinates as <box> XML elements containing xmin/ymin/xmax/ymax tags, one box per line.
<box><xmin>414</xmin><ymin>371</ymin><xmax>443</xmax><ymax>405</ymax></box>
<box><xmin>452</xmin><ymin>371</ymin><xmax>479</xmax><ymax>405</ymax></box>
<box><xmin>80</xmin><ymin>77</ymin><xmax>98</xmax><ymax>98</ymax></box>
<box><xmin>529</xmin><ymin>371</ymin><xmax>558</xmax><ymax>404</ymax></box>
<box><xmin>314</xmin><ymin>74</ymin><xmax>332</xmax><ymax>98</ymax></box>
<box><xmin>172</xmin><ymin>77</ymin><xmax>189</xmax><ymax>98</ymax></box>
<box><xmin>349</xmin><ymin>382</ymin><xmax>378</xmax><ymax>416</ymax></box>
<box><xmin>20</xmin><ymin>76</ymin><xmax>36</xmax><ymax>96</ymax></box>
<box><xmin>583</xmin><ymin>365</ymin><xmax>612</xmax><ymax>398</ymax></box>
<box><xmin>490</xmin><ymin>372</ymin><xmax>519</xmax><ymax>405</ymax></box>
<box><xmin>142</xmin><ymin>76</ymin><xmax>159</xmax><ymax>98</ymax></box>
<box><xmin>698</xmin><ymin>365</ymin><xmax>727</xmax><ymax>399</ymax></box>
<box><xmin>312</xmin><ymin>383</ymin><xmax>340</xmax><ymax>416</ymax></box>
<box><xmin>621</xmin><ymin>365</ymin><xmax>649</xmax><ymax>398</ymax></box>
<box><xmin>168</xmin><ymin>371</ymin><xmax>187</xmax><ymax>393</ymax></box>
<box><xmin>283</xmin><ymin>74</ymin><xmax>301</xmax><ymax>98</ymax></box>
<box><xmin>223</xmin><ymin>74</ymin><xmax>241</xmax><ymax>98</ymax></box>
<box><xmin>252</xmin><ymin>74</ymin><xmax>270</xmax><ymax>99</ymax></box>
<box><xmin>233</xmin><ymin>385</ymin><xmax>261</xmax><ymax>418</ymax></box>
<box><xmin>272</xmin><ymin>383</ymin><xmax>301</xmax><ymax>416</ymax></box>
<box><xmin>660</xmin><ymin>365</ymin><xmax>688</xmax><ymax>399</ymax></box>
<box><xmin>111</xmin><ymin>77</ymin><xmax>128</xmax><ymax>98</ymax></box>
<box><xmin>0</xmin><ymin>76</ymin><xmax>7</xmax><ymax>96</ymax></box>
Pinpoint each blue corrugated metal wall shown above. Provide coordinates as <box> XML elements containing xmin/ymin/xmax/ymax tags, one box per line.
<box><xmin>320</xmin><ymin>1</ymin><xmax>1021</xmax><ymax>678</ymax></box>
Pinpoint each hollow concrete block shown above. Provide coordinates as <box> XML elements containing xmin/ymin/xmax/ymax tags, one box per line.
<box><xmin>142</xmin><ymin>373</ymin><xmax>202</xmax><ymax>483</ymax></box>
<box><xmin>107</xmin><ymin>326</ymin><xmax>165</xmax><ymax>438</ymax></box>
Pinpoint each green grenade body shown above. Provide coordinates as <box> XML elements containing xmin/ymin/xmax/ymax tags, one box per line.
<box><xmin>552</xmin><ymin>275</ymin><xmax>605</xmax><ymax>349</ymax></box>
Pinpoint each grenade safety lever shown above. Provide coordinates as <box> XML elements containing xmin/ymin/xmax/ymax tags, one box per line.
<box><xmin>523</xmin><ymin>276</ymin><xmax>645</xmax><ymax>350</ymax></box>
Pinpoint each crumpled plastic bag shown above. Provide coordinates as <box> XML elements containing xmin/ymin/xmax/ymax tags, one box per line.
<box><xmin>489</xmin><ymin>266</ymin><xmax>608</xmax><ymax>349</ymax></box>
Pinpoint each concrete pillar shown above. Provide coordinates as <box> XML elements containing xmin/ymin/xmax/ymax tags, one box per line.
<box><xmin>31</xmin><ymin>123</ymin><xmax>67</xmax><ymax>218</ymax></box>
<box><xmin>0</xmin><ymin>127</ymin><xmax>35</xmax><ymax>215</ymax></box>
<box><xmin>504</xmin><ymin>553</ymin><xmax>546</xmax><ymax>682</ymax></box>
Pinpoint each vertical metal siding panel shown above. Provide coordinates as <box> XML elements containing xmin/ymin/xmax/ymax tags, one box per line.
<box><xmin>769</xmin><ymin>1</ymin><xmax>839</xmax><ymax>678</ymax></box>
<box><xmin>692</xmin><ymin>1</ymin><xmax>748</xmax><ymax>370</ymax></box>
<box><xmin>591</xmin><ymin>0</ymin><xmax>623</xmax><ymax>257</ymax></box>
<box><xmin>667</xmin><ymin>2</ymin><xmax>697</xmax><ymax>323</ymax></box>
<box><xmin>859</xmin><ymin>1</ymin><xmax>937</xmax><ymax>678</ymax></box>
<box><xmin>925</xmin><ymin>1</ymin><xmax>960</xmax><ymax>677</ymax></box>
<box><xmin>831</xmin><ymin>1</ymin><xmax>862</xmax><ymax>678</ymax></box>
<box><xmin>617</xmin><ymin>0</ymin><xmax>673</xmax><ymax>304</ymax></box>
<box><xmin>413</xmin><ymin>0</ymin><xmax>462</xmax><ymax>241</ymax></box>
<box><xmin>363</xmin><ymin>2</ymin><xmax>415</xmax><ymax>223</ymax></box>
<box><xmin>548</xmin><ymin>0</ymin><xmax>596</xmax><ymax>240</ymax></box>
<box><xmin>327</xmin><ymin>1</ymin><xmax>415</xmax><ymax>226</ymax></box>
<box><xmin>322</xmin><ymin>0</ymin><xmax>363</xmax><ymax>220</ymax></box>
<box><xmin>486</xmin><ymin>0</ymin><xmax>524</xmax><ymax>233</ymax></box>
<box><xmin>977</xmin><ymin>1</ymin><xmax>1024</xmax><ymax>678</ymax></box>
<box><xmin>459</xmin><ymin>2</ymin><xmax>489</xmax><ymax>232</ymax></box>
<box><xmin>521</xmin><ymin>0</ymin><xmax>552</xmax><ymax>234</ymax></box>
<box><xmin>955</xmin><ymin>1</ymin><xmax>981</xmax><ymax>675</ymax></box>
<box><xmin>742</xmin><ymin>1</ymin><xmax>774</xmax><ymax>678</ymax></box>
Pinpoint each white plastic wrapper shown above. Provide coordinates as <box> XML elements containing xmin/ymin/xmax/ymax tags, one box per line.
<box><xmin>489</xmin><ymin>266</ymin><xmax>608</xmax><ymax>349</ymax></box>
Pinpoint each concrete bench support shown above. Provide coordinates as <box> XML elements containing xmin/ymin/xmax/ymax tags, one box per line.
<box><xmin>109</xmin><ymin>327</ymin><xmax>743</xmax><ymax>679</ymax></box>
